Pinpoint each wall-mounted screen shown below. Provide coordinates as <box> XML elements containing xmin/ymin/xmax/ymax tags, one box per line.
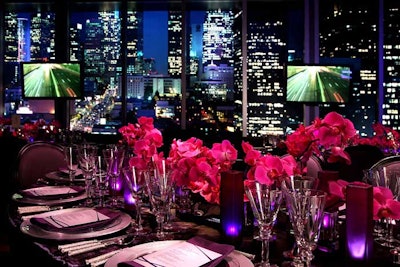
<box><xmin>285</xmin><ymin>64</ymin><xmax>352</xmax><ymax>104</ymax></box>
<box><xmin>21</xmin><ymin>62</ymin><xmax>83</xmax><ymax>99</ymax></box>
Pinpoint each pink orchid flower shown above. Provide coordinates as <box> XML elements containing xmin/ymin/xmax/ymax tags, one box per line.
<box><xmin>373</xmin><ymin>186</ymin><xmax>400</xmax><ymax>220</ymax></box>
<box><xmin>211</xmin><ymin>140</ymin><xmax>238</xmax><ymax>168</ymax></box>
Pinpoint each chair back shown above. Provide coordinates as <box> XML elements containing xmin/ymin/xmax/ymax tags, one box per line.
<box><xmin>280</xmin><ymin>154</ymin><xmax>322</xmax><ymax>179</ymax></box>
<box><xmin>16</xmin><ymin>141</ymin><xmax>66</xmax><ymax>189</ymax></box>
<box><xmin>338</xmin><ymin>144</ymin><xmax>385</xmax><ymax>182</ymax></box>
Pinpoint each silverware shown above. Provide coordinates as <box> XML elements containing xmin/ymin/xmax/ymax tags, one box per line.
<box><xmin>85</xmin><ymin>248</ymin><xmax>125</xmax><ymax>267</ymax></box>
<box><xmin>62</xmin><ymin>234</ymin><xmax>133</xmax><ymax>256</ymax></box>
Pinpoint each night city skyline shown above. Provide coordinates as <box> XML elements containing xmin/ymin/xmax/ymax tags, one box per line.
<box><xmin>1</xmin><ymin>1</ymin><xmax>400</xmax><ymax>139</ymax></box>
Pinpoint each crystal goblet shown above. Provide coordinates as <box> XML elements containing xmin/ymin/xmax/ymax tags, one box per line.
<box><xmin>245</xmin><ymin>180</ymin><xmax>282</xmax><ymax>267</ymax></box>
<box><xmin>122</xmin><ymin>166</ymin><xmax>151</xmax><ymax>235</ymax></box>
<box><xmin>283</xmin><ymin>188</ymin><xmax>326</xmax><ymax>267</ymax></box>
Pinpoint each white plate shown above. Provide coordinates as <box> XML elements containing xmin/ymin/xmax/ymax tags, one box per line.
<box><xmin>105</xmin><ymin>240</ymin><xmax>254</xmax><ymax>267</ymax></box>
<box><xmin>20</xmin><ymin>207</ymin><xmax>132</xmax><ymax>241</ymax></box>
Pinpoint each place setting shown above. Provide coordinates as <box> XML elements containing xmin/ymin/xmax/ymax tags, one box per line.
<box><xmin>45</xmin><ymin>167</ymin><xmax>85</xmax><ymax>183</ymax></box>
<box><xmin>19</xmin><ymin>206</ymin><xmax>132</xmax><ymax>240</ymax></box>
<box><xmin>12</xmin><ymin>185</ymin><xmax>87</xmax><ymax>206</ymax></box>
<box><xmin>104</xmin><ymin>236</ymin><xmax>254</xmax><ymax>267</ymax></box>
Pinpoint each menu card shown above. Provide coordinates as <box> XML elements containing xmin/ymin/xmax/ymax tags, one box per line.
<box><xmin>30</xmin><ymin>208</ymin><xmax>120</xmax><ymax>232</ymax></box>
<box><xmin>23</xmin><ymin>186</ymin><xmax>80</xmax><ymax>197</ymax></box>
<box><xmin>39</xmin><ymin>209</ymin><xmax>109</xmax><ymax>229</ymax></box>
<box><xmin>119</xmin><ymin>236</ymin><xmax>234</xmax><ymax>267</ymax></box>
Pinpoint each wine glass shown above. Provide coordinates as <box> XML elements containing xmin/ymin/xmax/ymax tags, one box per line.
<box><xmin>122</xmin><ymin>166</ymin><xmax>151</xmax><ymax>235</ymax></box>
<box><xmin>365</xmin><ymin>166</ymin><xmax>400</xmax><ymax>247</ymax></box>
<box><xmin>103</xmin><ymin>145</ymin><xmax>126</xmax><ymax>208</ymax></box>
<box><xmin>93</xmin><ymin>155</ymin><xmax>108</xmax><ymax>207</ymax></box>
<box><xmin>281</xmin><ymin>175</ymin><xmax>319</xmax><ymax>261</ymax></box>
<box><xmin>144</xmin><ymin>161</ymin><xmax>173</xmax><ymax>240</ymax></box>
<box><xmin>283</xmin><ymin>188</ymin><xmax>326</xmax><ymax>267</ymax></box>
<box><xmin>77</xmin><ymin>143</ymin><xmax>98</xmax><ymax>206</ymax></box>
<box><xmin>244</xmin><ymin>180</ymin><xmax>282</xmax><ymax>267</ymax></box>
<box><xmin>63</xmin><ymin>145</ymin><xmax>79</xmax><ymax>182</ymax></box>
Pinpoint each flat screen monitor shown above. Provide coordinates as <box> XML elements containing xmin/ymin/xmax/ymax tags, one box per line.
<box><xmin>21</xmin><ymin>62</ymin><xmax>83</xmax><ymax>99</ymax></box>
<box><xmin>285</xmin><ymin>64</ymin><xmax>352</xmax><ymax>104</ymax></box>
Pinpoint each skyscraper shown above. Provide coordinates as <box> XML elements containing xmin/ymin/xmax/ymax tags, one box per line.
<box><xmin>167</xmin><ymin>10</ymin><xmax>182</xmax><ymax>78</ymax></box>
<box><xmin>382</xmin><ymin>0</ymin><xmax>400</xmax><ymax>131</ymax></box>
<box><xmin>320</xmin><ymin>0</ymin><xmax>379</xmax><ymax>136</ymax></box>
<box><xmin>235</xmin><ymin>3</ymin><xmax>288</xmax><ymax>137</ymax></box>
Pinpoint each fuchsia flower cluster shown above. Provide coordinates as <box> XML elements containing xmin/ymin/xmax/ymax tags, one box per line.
<box><xmin>167</xmin><ymin>137</ymin><xmax>238</xmax><ymax>204</ymax></box>
<box><xmin>241</xmin><ymin>140</ymin><xmax>297</xmax><ymax>186</ymax></box>
<box><xmin>328</xmin><ymin>179</ymin><xmax>400</xmax><ymax>220</ymax></box>
<box><xmin>119</xmin><ymin>117</ymin><xmax>164</xmax><ymax>171</ymax></box>
<box><xmin>284</xmin><ymin>111</ymin><xmax>357</xmax><ymax>172</ymax></box>
<box><xmin>355</xmin><ymin>123</ymin><xmax>400</xmax><ymax>154</ymax></box>
<box><xmin>119</xmin><ymin>116</ymin><xmax>238</xmax><ymax>204</ymax></box>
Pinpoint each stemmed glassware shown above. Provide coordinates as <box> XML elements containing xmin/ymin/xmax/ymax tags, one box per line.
<box><xmin>77</xmin><ymin>143</ymin><xmax>98</xmax><ymax>206</ymax></box>
<box><xmin>122</xmin><ymin>166</ymin><xmax>151</xmax><ymax>235</ymax></box>
<box><xmin>244</xmin><ymin>180</ymin><xmax>282</xmax><ymax>267</ymax></box>
<box><xmin>63</xmin><ymin>145</ymin><xmax>79</xmax><ymax>182</ymax></box>
<box><xmin>144</xmin><ymin>160</ymin><xmax>173</xmax><ymax>240</ymax></box>
<box><xmin>282</xmin><ymin>187</ymin><xmax>326</xmax><ymax>267</ymax></box>
<box><xmin>281</xmin><ymin>175</ymin><xmax>319</xmax><ymax>262</ymax></box>
<box><xmin>103</xmin><ymin>145</ymin><xmax>126</xmax><ymax>208</ymax></box>
<box><xmin>364</xmin><ymin>167</ymin><xmax>400</xmax><ymax>247</ymax></box>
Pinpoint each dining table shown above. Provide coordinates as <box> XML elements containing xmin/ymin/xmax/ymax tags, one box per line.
<box><xmin>6</xmin><ymin>169</ymin><xmax>398</xmax><ymax>267</ymax></box>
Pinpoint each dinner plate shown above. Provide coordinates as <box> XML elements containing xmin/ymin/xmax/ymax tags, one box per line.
<box><xmin>45</xmin><ymin>170</ymin><xmax>85</xmax><ymax>183</ymax></box>
<box><xmin>105</xmin><ymin>240</ymin><xmax>254</xmax><ymax>267</ymax></box>
<box><xmin>12</xmin><ymin>185</ymin><xmax>87</xmax><ymax>205</ymax></box>
<box><xmin>20</xmin><ymin>207</ymin><xmax>131</xmax><ymax>240</ymax></box>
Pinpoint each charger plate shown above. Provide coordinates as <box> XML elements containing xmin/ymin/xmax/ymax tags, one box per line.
<box><xmin>105</xmin><ymin>240</ymin><xmax>253</xmax><ymax>267</ymax></box>
<box><xmin>20</xmin><ymin>207</ymin><xmax>131</xmax><ymax>240</ymax></box>
<box><xmin>12</xmin><ymin>185</ymin><xmax>87</xmax><ymax>205</ymax></box>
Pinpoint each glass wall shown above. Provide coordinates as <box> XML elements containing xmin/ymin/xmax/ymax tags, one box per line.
<box><xmin>1</xmin><ymin>0</ymin><xmax>306</xmax><ymax>139</ymax></box>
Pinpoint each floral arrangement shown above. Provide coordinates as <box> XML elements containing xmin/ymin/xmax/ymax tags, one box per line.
<box><xmin>328</xmin><ymin>179</ymin><xmax>400</xmax><ymax>220</ymax></box>
<box><xmin>167</xmin><ymin>137</ymin><xmax>238</xmax><ymax>204</ymax></box>
<box><xmin>18</xmin><ymin>119</ymin><xmax>61</xmax><ymax>142</ymax></box>
<box><xmin>118</xmin><ymin>116</ymin><xmax>164</xmax><ymax>170</ymax></box>
<box><xmin>241</xmin><ymin>140</ymin><xmax>297</xmax><ymax>186</ymax></box>
<box><xmin>284</xmin><ymin>111</ymin><xmax>357</xmax><ymax>174</ymax></box>
<box><xmin>119</xmin><ymin>116</ymin><xmax>238</xmax><ymax>204</ymax></box>
<box><xmin>354</xmin><ymin>122</ymin><xmax>400</xmax><ymax>155</ymax></box>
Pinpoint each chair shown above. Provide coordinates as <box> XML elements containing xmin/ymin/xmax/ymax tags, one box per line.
<box><xmin>338</xmin><ymin>144</ymin><xmax>385</xmax><ymax>182</ymax></box>
<box><xmin>15</xmin><ymin>141</ymin><xmax>67</xmax><ymax>189</ymax></box>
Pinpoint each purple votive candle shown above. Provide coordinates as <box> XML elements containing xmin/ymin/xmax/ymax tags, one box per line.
<box><xmin>346</xmin><ymin>183</ymin><xmax>373</xmax><ymax>263</ymax></box>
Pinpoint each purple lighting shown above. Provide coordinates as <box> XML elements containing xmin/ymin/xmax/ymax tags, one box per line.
<box><xmin>225</xmin><ymin>224</ymin><xmax>240</xmax><ymax>237</ymax></box>
<box><xmin>347</xmin><ymin>237</ymin><xmax>367</xmax><ymax>259</ymax></box>
<box><xmin>346</xmin><ymin>184</ymin><xmax>373</xmax><ymax>263</ymax></box>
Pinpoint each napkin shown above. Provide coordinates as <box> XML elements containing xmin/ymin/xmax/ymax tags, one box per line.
<box><xmin>58</xmin><ymin>168</ymin><xmax>84</xmax><ymax>178</ymax></box>
<box><xmin>21</xmin><ymin>186</ymin><xmax>85</xmax><ymax>200</ymax></box>
<box><xmin>30</xmin><ymin>208</ymin><xmax>120</xmax><ymax>233</ymax></box>
<box><xmin>117</xmin><ymin>236</ymin><xmax>234</xmax><ymax>267</ymax></box>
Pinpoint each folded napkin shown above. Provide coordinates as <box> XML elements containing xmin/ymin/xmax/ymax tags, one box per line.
<box><xmin>30</xmin><ymin>208</ymin><xmax>120</xmax><ymax>233</ymax></box>
<box><xmin>21</xmin><ymin>186</ymin><xmax>85</xmax><ymax>200</ymax></box>
<box><xmin>118</xmin><ymin>236</ymin><xmax>234</xmax><ymax>267</ymax></box>
<box><xmin>57</xmin><ymin>168</ymin><xmax>84</xmax><ymax>179</ymax></box>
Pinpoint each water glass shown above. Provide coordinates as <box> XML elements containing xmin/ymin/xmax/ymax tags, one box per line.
<box><xmin>103</xmin><ymin>145</ymin><xmax>126</xmax><ymax>207</ymax></box>
<box><xmin>144</xmin><ymin>162</ymin><xmax>173</xmax><ymax>240</ymax></box>
<box><xmin>245</xmin><ymin>181</ymin><xmax>282</xmax><ymax>267</ymax></box>
<box><xmin>63</xmin><ymin>145</ymin><xmax>79</xmax><ymax>182</ymax></box>
<box><xmin>283</xmin><ymin>188</ymin><xmax>326</xmax><ymax>267</ymax></box>
<box><xmin>93</xmin><ymin>155</ymin><xmax>108</xmax><ymax>207</ymax></box>
<box><xmin>77</xmin><ymin>143</ymin><xmax>98</xmax><ymax>206</ymax></box>
<box><xmin>122</xmin><ymin>166</ymin><xmax>151</xmax><ymax>235</ymax></box>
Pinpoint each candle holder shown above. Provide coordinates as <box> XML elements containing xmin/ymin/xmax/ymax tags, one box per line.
<box><xmin>220</xmin><ymin>170</ymin><xmax>244</xmax><ymax>248</ymax></box>
<box><xmin>346</xmin><ymin>183</ymin><xmax>373</xmax><ymax>265</ymax></box>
